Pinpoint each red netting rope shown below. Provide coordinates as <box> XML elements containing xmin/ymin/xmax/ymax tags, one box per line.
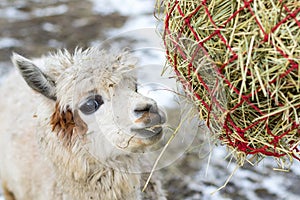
<box><xmin>163</xmin><ymin>0</ymin><xmax>300</xmax><ymax>160</ymax></box>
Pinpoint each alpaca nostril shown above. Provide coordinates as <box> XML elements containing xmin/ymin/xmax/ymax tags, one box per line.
<box><xmin>134</xmin><ymin>103</ymin><xmax>152</xmax><ymax>113</ymax></box>
<box><xmin>134</xmin><ymin>102</ymin><xmax>158</xmax><ymax>114</ymax></box>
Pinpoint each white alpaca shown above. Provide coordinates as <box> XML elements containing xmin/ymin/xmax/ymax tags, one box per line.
<box><xmin>0</xmin><ymin>47</ymin><xmax>167</xmax><ymax>200</ymax></box>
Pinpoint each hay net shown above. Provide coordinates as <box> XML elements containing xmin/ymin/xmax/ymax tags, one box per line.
<box><xmin>159</xmin><ymin>0</ymin><xmax>300</xmax><ymax>166</ymax></box>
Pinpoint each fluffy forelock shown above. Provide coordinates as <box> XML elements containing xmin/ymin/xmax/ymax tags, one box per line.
<box><xmin>41</xmin><ymin>47</ymin><xmax>137</xmax><ymax>111</ymax></box>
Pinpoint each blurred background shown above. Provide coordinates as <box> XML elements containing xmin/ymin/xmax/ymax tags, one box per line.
<box><xmin>1</xmin><ymin>0</ymin><xmax>300</xmax><ymax>199</ymax></box>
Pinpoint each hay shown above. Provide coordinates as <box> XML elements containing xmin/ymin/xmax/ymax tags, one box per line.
<box><xmin>158</xmin><ymin>0</ymin><xmax>300</xmax><ymax>166</ymax></box>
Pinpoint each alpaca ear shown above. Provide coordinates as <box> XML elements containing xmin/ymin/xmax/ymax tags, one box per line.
<box><xmin>11</xmin><ymin>53</ymin><xmax>56</xmax><ymax>101</ymax></box>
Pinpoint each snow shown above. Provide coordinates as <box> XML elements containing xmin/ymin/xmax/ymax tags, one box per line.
<box><xmin>0</xmin><ymin>37</ymin><xmax>22</xmax><ymax>49</ymax></box>
<box><xmin>47</xmin><ymin>39</ymin><xmax>64</xmax><ymax>48</ymax></box>
<box><xmin>109</xmin><ymin>15</ymin><xmax>158</xmax><ymax>34</ymax></box>
<box><xmin>32</xmin><ymin>4</ymin><xmax>68</xmax><ymax>17</ymax></box>
<box><xmin>0</xmin><ymin>4</ymin><xmax>68</xmax><ymax>21</ymax></box>
<box><xmin>0</xmin><ymin>6</ymin><xmax>30</xmax><ymax>20</ymax></box>
<box><xmin>89</xmin><ymin>0</ymin><xmax>154</xmax><ymax>16</ymax></box>
<box><xmin>42</xmin><ymin>22</ymin><xmax>60</xmax><ymax>32</ymax></box>
<box><xmin>192</xmin><ymin>146</ymin><xmax>300</xmax><ymax>200</ymax></box>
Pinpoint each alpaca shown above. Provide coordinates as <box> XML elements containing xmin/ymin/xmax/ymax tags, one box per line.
<box><xmin>0</xmin><ymin>47</ymin><xmax>167</xmax><ymax>200</ymax></box>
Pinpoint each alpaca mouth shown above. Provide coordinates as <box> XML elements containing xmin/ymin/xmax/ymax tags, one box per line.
<box><xmin>131</xmin><ymin>125</ymin><xmax>163</xmax><ymax>140</ymax></box>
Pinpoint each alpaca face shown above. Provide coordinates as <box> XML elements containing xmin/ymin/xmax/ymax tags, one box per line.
<box><xmin>12</xmin><ymin>48</ymin><xmax>165</xmax><ymax>160</ymax></box>
<box><xmin>76</xmin><ymin>76</ymin><xmax>165</xmax><ymax>159</ymax></box>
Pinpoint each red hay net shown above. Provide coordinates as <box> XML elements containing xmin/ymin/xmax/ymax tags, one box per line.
<box><xmin>163</xmin><ymin>0</ymin><xmax>300</xmax><ymax>161</ymax></box>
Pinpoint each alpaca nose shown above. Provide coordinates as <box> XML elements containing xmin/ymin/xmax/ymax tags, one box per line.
<box><xmin>132</xmin><ymin>99</ymin><xmax>164</xmax><ymax>126</ymax></box>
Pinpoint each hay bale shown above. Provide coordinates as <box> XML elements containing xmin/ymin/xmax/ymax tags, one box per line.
<box><xmin>159</xmin><ymin>0</ymin><xmax>300</xmax><ymax>166</ymax></box>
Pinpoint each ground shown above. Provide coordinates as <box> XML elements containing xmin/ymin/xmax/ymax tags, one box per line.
<box><xmin>0</xmin><ymin>0</ymin><xmax>300</xmax><ymax>200</ymax></box>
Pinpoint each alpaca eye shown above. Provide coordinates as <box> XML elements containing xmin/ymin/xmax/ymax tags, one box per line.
<box><xmin>79</xmin><ymin>95</ymin><xmax>103</xmax><ymax>115</ymax></box>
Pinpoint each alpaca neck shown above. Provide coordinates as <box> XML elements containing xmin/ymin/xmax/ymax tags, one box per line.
<box><xmin>57</xmin><ymin>153</ymin><xmax>142</xmax><ymax>200</ymax></box>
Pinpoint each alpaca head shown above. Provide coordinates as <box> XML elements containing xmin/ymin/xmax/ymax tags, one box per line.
<box><xmin>12</xmin><ymin>48</ymin><xmax>165</xmax><ymax>161</ymax></box>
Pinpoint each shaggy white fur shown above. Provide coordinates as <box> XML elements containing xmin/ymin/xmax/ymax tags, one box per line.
<box><xmin>0</xmin><ymin>47</ymin><xmax>167</xmax><ymax>200</ymax></box>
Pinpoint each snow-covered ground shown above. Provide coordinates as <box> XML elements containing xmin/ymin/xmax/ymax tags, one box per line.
<box><xmin>0</xmin><ymin>0</ymin><xmax>300</xmax><ymax>199</ymax></box>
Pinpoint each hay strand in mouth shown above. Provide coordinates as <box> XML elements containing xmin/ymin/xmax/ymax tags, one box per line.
<box><xmin>158</xmin><ymin>0</ymin><xmax>300</xmax><ymax>167</ymax></box>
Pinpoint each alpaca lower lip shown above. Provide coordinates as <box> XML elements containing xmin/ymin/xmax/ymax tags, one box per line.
<box><xmin>131</xmin><ymin>126</ymin><xmax>163</xmax><ymax>138</ymax></box>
